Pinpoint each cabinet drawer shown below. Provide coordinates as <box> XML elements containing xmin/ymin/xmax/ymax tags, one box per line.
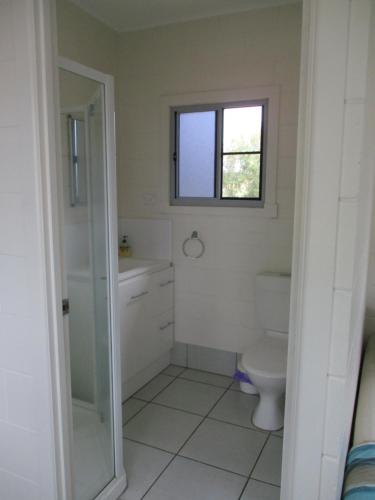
<box><xmin>119</xmin><ymin>274</ymin><xmax>152</xmax><ymax>306</ymax></box>
<box><xmin>150</xmin><ymin>267</ymin><xmax>174</xmax><ymax>316</ymax></box>
<box><xmin>156</xmin><ymin>310</ymin><xmax>174</xmax><ymax>355</ymax></box>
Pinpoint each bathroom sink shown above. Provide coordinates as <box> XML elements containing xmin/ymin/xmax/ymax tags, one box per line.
<box><xmin>118</xmin><ymin>257</ymin><xmax>171</xmax><ymax>281</ymax></box>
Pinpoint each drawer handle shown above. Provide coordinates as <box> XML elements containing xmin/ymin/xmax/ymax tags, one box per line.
<box><xmin>160</xmin><ymin>280</ymin><xmax>174</xmax><ymax>288</ymax></box>
<box><xmin>130</xmin><ymin>290</ymin><xmax>149</xmax><ymax>300</ymax></box>
<box><xmin>160</xmin><ymin>321</ymin><xmax>174</xmax><ymax>331</ymax></box>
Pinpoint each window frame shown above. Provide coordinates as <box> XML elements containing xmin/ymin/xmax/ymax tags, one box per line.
<box><xmin>170</xmin><ymin>99</ymin><xmax>268</xmax><ymax>208</ymax></box>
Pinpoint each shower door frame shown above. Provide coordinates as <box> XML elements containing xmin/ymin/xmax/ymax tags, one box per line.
<box><xmin>57</xmin><ymin>56</ymin><xmax>126</xmax><ymax>500</ymax></box>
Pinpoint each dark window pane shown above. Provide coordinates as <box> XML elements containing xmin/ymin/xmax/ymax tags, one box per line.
<box><xmin>178</xmin><ymin>111</ymin><xmax>216</xmax><ymax>198</ymax></box>
<box><xmin>222</xmin><ymin>153</ymin><xmax>261</xmax><ymax>199</ymax></box>
<box><xmin>223</xmin><ymin>106</ymin><xmax>262</xmax><ymax>153</ymax></box>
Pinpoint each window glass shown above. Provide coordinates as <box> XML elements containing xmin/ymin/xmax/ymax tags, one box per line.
<box><xmin>222</xmin><ymin>153</ymin><xmax>261</xmax><ymax>199</ymax></box>
<box><xmin>223</xmin><ymin>106</ymin><xmax>262</xmax><ymax>153</ymax></box>
<box><xmin>178</xmin><ymin>111</ymin><xmax>216</xmax><ymax>198</ymax></box>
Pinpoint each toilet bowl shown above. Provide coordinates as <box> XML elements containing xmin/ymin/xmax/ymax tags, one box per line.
<box><xmin>241</xmin><ymin>332</ymin><xmax>287</xmax><ymax>431</ymax></box>
<box><xmin>241</xmin><ymin>272</ymin><xmax>291</xmax><ymax>431</ymax></box>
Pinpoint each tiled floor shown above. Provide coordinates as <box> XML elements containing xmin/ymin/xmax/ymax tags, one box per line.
<box><xmin>120</xmin><ymin>365</ymin><xmax>282</xmax><ymax>500</ymax></box>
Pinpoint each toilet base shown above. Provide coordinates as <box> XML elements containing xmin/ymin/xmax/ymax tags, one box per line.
<box><xmin>252</xmin><ymin>393</ymin><xmax>284</xmax><ymax>431</ymax></box>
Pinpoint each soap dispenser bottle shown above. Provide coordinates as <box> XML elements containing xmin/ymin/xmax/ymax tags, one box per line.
<box><xmin>119</xmin><ymin>235</ymin><xmax>132</xmax><ymax>258</ymax></box>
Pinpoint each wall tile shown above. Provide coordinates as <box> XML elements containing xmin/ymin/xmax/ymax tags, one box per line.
<box><xmin>334</xmin><ymin>201</ymin><xmax>358</xmax><ymax>290</ymax></box>
<box><xmin>340</xmin><ymin>102</ymin><xmax>365</xmax><ymax>199</ymax></box>
<box><xmin>345</xmin><ymin>0</ymin><xmax>372</xmax><ymax>99</ymax></box>
<box><xmin>0</xmin><ymin>255</ymin><xmax>30</xmax><ymax>315</ymax></box>
<box><xmin>329</xmin><ymin>290</ymin><xmax>352</xmax><ymax>377</ymax></box>
<box><xmin>0</xmin><ymin>0</ymin><xmax>15</xmax><ymax>62</ymax></box>
<box><xmin>5</xmin><ymin>371</ymin><xmax>36</xmax><ymax>431</ymax></box>
<box><xmin>0</xmin><ymin>314</ymin><xmax>35</xmax><ymax>374</ymax></box>
<box><xmin>0</xmin><ymin>194</ymin><xmax>27</xmax><ymax>256</ymax></box>
<box><xmin>118</xmin><ymin>217</ymin><xmax>172</xmax><ymax>260</ymax></box>
<box><xmin>0</xmin><ymin>369</ymin><xmax>6</xmax><ymax>421</ymax></box>
<box><xmin>0</xmin><ymin>421</ymin><xmax>38</xmax><ymax>481</ymax></box>
<box><xmin>323</xmin><ymin>376</ymin><xmax>346</xmax><ymax>457</ymax></box>
<box><xmin>170</xmin><ymin>342</ymin><xmax>187</xmax><ymax>366</ymax></box>
<box><xmin>187</xmin><ymin>344</ymin><xmax>236</xmax><ymax>376</ymax></box>
<box><xmin>319</xmin><ymin>455</ymin><xmax>340</xmax><ymax>500</ymax></box>
<box><xmin>0</xmin><ymin>469</ymin><xmax>39</xmax><ymax>500</ymax></box>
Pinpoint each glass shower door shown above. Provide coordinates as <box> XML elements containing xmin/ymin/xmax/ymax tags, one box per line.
<box><xmin>59</xmin><ymin>67</ymin><xmax>115</xmax><ymax>500</ymax></box>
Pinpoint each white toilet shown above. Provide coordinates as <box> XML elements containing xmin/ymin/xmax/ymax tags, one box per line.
<box><xmin>241</xmin><ymin>272</ymin><xmax>291</xmax><ymax>431</ymax></box>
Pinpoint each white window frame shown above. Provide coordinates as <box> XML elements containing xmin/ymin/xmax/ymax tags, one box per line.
<box><xmin>160</xmin><ymin>86</ymin><xmax>279</xmax><ymax>217</ymax></box>
<box><xmin>170</xmin><ymin>100</ymin><xmax>268</xmax><ymax>207</ymax></box>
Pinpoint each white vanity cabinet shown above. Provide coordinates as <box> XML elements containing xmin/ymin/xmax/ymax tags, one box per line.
<box><xmin>119</xmin><ymin>264</ymin><xmax>174</xmax><ymax>399</ymax></box>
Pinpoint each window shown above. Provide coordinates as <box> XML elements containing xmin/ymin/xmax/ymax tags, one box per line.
<box><xmin>170</xmin><ymin>100</ymin><xmax>267</xmax><ymax>207</ymax></box>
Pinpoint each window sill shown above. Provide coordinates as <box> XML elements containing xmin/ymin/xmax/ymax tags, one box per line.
<box><xmin>160</xmin><ymin>203</ymin><xmax>278</xmax><ymax>218</ymax></box>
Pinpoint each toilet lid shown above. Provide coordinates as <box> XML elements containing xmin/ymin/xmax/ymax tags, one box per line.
<box><xmin>242</xmin><ymin>334</ymin><xmax>288</xmax><ymax>379</ymax></box>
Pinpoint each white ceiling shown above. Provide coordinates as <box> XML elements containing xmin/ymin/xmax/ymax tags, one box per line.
<box><xmin>70</xmin><ymin>0</ymin><xmax>300</xmax><ymax>33</ymax></box>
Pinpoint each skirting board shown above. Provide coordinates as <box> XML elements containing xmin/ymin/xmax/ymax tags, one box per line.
<box><xmin>122</xmin><ymin>351</ymin><xmax>171</xmax><ymax>401</ymax></box>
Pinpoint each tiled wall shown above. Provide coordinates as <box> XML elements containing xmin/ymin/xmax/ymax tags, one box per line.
<box><xmin>117</xmin><ymin>5</ymin><xmax>302</xmax><ymax>354</ymax></box>
<box><xmin>320</xmin><ymin>1</ymin><xmax>373</xmax><ymax>497</ymax></box>
<box><xmin>118</xmin><ymin>217</ymin><xmax>172</xmax><ymax>260</ymax></box>
<box><xmin>0</xmin><ymin>1</ymin><xmax>57</xmax><ymax>498</ymax></box>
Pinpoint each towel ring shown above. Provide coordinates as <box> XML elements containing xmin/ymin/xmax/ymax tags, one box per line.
<box><xmin>182</xmin><ymin>231</ymin><xmax>205</xmax><ymax>259</ymax></box>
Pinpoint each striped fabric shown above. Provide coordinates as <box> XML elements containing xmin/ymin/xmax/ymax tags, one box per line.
<box><xmin>343</xmin><ymin>443</ymin><xmax>375</xmax><ymax>499</ymax></box>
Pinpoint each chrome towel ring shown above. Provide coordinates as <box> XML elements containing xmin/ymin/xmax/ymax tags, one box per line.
<box><xmin>182</xmin><ymin>231</ymin><xmax>205</xmax><ymax>259</ymax></box>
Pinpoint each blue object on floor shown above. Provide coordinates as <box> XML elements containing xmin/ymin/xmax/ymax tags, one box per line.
<box><xmin>233</xmin><ymin>369</ymin><xmax>252</xmax><ymax>384</ymax></box>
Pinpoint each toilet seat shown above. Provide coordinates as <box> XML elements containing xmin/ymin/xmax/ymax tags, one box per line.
<box><xmin>242</xmin><ymin>334</ymin><xmax>288</xmax><ymax>379</ymax></box>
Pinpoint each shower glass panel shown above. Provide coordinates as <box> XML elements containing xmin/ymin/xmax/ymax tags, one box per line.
<box><xmin>59</xmin><ymin>68</ymin><xmax>115</xmax><ymax>500</ymax></box>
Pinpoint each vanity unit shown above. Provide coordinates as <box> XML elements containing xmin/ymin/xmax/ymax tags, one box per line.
<box><xmin>119</xmin><ymin>258</ymin><xmax>174</xmax><ymax>399</ymax></box>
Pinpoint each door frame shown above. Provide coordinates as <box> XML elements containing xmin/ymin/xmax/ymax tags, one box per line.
<box><xmin>56</xmin><ymin>56</ymin><xmax>126</xmax><ymax>499</ymax></box>
<box><xmin>36</xmin><ymin>0</ymin><xmax>374</xmax><ymax>498</ymax></box>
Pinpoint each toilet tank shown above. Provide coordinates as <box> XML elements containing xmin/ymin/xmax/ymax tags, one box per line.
<box><xmin>255</xmin><ymin>272</ymin><xmax>291</xmax><ymax>334</ymax></box>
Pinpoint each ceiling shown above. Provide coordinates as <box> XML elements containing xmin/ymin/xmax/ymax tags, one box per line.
<box><xmin>70</xmin><ymin>0</ymin><xmax>300</xmax><ymax>33</ymax></box>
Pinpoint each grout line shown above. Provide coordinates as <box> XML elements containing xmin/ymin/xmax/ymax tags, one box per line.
<box><xmin>177</xmin><ymin>374</ymin><xmax>233</xmax><ymax>390</ymax></box>
<box><xmin>177</xmin><ymin>454</ymin><xmax>248</xmax><ymax>478</ymax></box>
<box><xmin>206</xmin><ymin>416</ymin><xmax>268</xmax><ymax>435</ymax></box>
<box><xmin>123</xmin><ymin>365</ymin><xmax>283</xmax><ymax>498</ymax></box>
<box><xmin>237</xmin><ymin>433</ymin><xmax>271</xmax><ymax>500</ymax></box>
<box><xmin>123</xmin><ymin>436</ymin><xmax>175</xmax><ymax>455</ymax></box>
<box><xmin>138</xmin><ymin>373</ymin><xmax>236</xmax><ymax>498</ymax></box>
<box><xmin>122</xmin><ymin>402</ymin><xmax>148</xmax><ymax>427</ymax></box>
<box><xmin>139</xmin><ymin>454</ymin><xmax>176</xmax><ymax>500</ymax></box>
<box><xmin>145</xmin><ymin>400</ymin><xmax>207</xmax><ymax>417</ymax></box>
<box><xmin>248</xmin><ymin>433</ymin><xmax>271</xmax><ymax>478</ymax></box>
<box><xmin>249</xmin><ymin>477</ymin><xmax>282</xmax><ymax>489</ymax></box>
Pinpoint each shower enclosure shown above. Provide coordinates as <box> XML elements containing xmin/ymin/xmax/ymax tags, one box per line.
<box><xmin>58</xmin><ymin>58</ymin><xmax>125</xmax><ymax>500</ymax></box>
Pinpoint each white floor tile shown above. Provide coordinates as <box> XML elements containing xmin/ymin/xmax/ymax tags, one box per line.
<box><xmin>162</xmin><ymin>365</ymin><xmax>186</xmax><ymax>377</ymax></box>
<box><xmin>240</xmin><ymin>479</ymin><xmax>280</xmax><ymax>499</ymax></box>
<box><xmin>180</xmin><ymin>368</ymin><xmax>233</xmax><ymax>388</ymax></box>
<box><xmin>180</xmin><ymin>418</ymin><xmax>267</xmax><ymax>476</ymax></box>
<box><xmin>120</xmin><ymin>440</ymin><xmax>173</xmax><ymax>500</ymax></box>
<box><xmin>124</xmin><ymin>403</ymin><xmax>202</xmax><ymax>453</ymax></box>
<box><xmin>208</xmin><ymin>390</ymin><xmax>260</xmax><ymax>430</ymax></box>
<box><xmin>134</xmin><ymin>374</ymin><xmax>174</xmax><ymax>401</ymax></box>
<box><xmin>122</xmin><ymin>399</ymin><xmax>147</xmax><ymax>425</ymax></box>
<box><xmin>144</xmin><ymin>456</ymin><xmax>246</xmax><ymax>500</ymax></box>
<box><xmin>252</xmin><ymin>436</ymin><xmax>283</xmax><ymax>486</ymax></box>
<box><xmin>154</xmin><ymin>378</ymin><xmax>225</xmax><ymax>415</ymax></box>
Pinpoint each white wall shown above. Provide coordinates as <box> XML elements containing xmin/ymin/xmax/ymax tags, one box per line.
<box><xmin>56</xmin><ymin>0</ymin><xmax>118</xmax><ymax>76</ymax></box>
<box><xmin>366</xmin><ymin>189</ymin><xmax>375</xmax><ymax>334</ymax></box>
<box><xmin>282</xmin><ymin>1</ymin><xmax>374</xmax><ymax>499</ymax></box>
<box><xmin>117</xmin><ymin>5</ymin><xmax>302</xmax><ymax>354</ymax></box>
<box><xmin>0</xmin><ymin>1</ymin><xmax>60</xmax><ymax>498</ymax></box>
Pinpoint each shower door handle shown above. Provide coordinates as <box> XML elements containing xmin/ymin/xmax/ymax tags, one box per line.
<box><xmin>62</xmin><ymin>298</ymin><xmax>70</xmax><ymax>316</ymax></box>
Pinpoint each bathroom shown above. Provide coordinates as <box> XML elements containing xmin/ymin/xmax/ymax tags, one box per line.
<box><xmin>2</xmin><ymin>1</ymin><xmax>375</xmax><ymax>500</ymax></box>
<box><xmin>56</xmin><ymin>1</ymin><xmax>300</xmax><ymax>498</ymax></box>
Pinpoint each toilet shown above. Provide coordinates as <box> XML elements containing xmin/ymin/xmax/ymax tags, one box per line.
<box><xmin>241</xmin><ymin>272</ymin><xmax>291</xmax><ymax>431</ymax></box>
